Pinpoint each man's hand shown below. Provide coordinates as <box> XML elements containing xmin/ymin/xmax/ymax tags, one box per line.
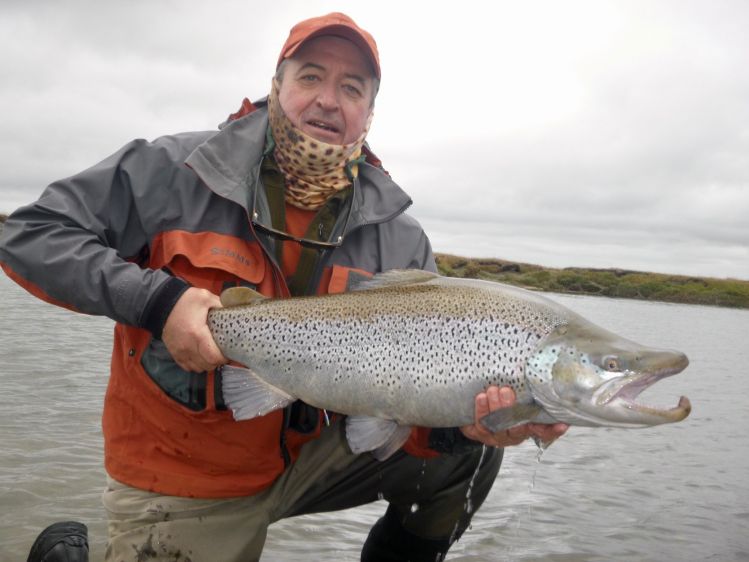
<box><xmin>161</xmin><ymin>287</ymin><xmax>228</xmax><ymax>373</ymax></box>
<box><xmin>460</xmin><ymin>386</ymin><xmax>568</xmax><ymax>448</ymax></box>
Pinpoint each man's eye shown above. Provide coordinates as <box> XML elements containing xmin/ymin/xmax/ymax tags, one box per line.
<box><xmin>343</xmin><ymin>84</ymin><xmax>362</xmax><ymax>97</ymax></box>
<box><xmin>300</xmin><ymin>74</ymin><xmax>320</xmax><ymax>83</ymax></box>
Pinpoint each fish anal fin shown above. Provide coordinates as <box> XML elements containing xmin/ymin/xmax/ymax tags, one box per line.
<box><xmin>221</xmin><ymin>365</ymin><xmax>294</xmax><ymax>420</ymax></box>
<box><xmin>346</xmin><ymin>416</ymin><xmax>411</xmax><ymax>459</ymax></box>
<box><xmin>220</xmin><ymin>286</ymin><xmax>267</xmax><ymax>307</ymax></box>
<box><xmin>373</xmin><ymin>425</ymin><xmax>413</xmax><ymax>461</ymax></box>
<box><xmin>350</xmin><ymin>269</ymin><xmax>438</xmax><ymax>292</ymax></box>
<box><xmin>479</xmin><ymin>403</ymin><xmax>545</xmax><ymax>433</ymax></box>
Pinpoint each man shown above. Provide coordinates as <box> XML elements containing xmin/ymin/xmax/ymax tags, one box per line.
<box><xmin>3</xmin><ymin>13</ymin><xmax>566</xmax><ymax>562</ymax></box>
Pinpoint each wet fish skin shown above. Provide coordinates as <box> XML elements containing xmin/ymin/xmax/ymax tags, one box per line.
<box><xmin>209</xmin><ymin>270</ymin><xmax>690</xmax><ymax>458</ymax></box>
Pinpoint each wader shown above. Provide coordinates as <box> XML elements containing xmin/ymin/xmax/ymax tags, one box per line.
<box><xmin>102</xmin><ymin>419</ymin><xmax>502</xmax><ymax>562</ymax></box>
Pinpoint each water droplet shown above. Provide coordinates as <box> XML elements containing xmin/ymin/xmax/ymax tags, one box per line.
<box><xmin>410</xmin><ymin>503</ymin><xmax>419</xmax><ymax>513</ymax></box>
<box><xmin>536</xmin><ymin>447</ymin><xmax>545</xmax><ymax>464</ymax></box>
<box><xmin>377</xmin><ymin>492</ymin><xmax>384</xmax><ymax>501</ymax></box>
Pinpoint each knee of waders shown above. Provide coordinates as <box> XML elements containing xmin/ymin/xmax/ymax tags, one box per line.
<box><xmin>361</xmin><ymin>506</ymin><xmax>451</xmax><ymax>562</ymax></box>
<box><xmin>360</xmin><ymin>447</ymin><xmax>504</xmax><ymax>562</ymax></box>
<box><xmin>27</xmin><ymin>521</ymin><xmax>89</xmax><ymax>562</ymax></box>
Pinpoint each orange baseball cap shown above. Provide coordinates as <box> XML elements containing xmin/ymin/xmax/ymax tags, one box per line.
<box><xmin>277</xmin><ymin>12</ymin><xmax>381</xmax><ymax>80</ymax></box>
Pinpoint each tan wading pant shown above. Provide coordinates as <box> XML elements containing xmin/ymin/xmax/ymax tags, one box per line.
<box><xmin>102</xmin><ymin>419</ymin><xmax>502</xmax><ymax>562</ymax></box>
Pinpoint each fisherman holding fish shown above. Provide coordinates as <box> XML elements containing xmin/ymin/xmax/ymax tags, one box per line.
<box><xmin>1</xmin><ymin>13</ymin><xmax>567</xmax><ymax>562</ymax></box>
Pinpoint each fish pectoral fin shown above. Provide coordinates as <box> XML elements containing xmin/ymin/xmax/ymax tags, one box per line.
<box><xmin>479</xmin><ymin>403</ymin><xmax>544</xmax><ymax>433</ymax></box>
<box><xmin>345</xmin><ymin>416</ymin><xmax>411</xmax><ymax>460</ymax></box>
<box><xmin>220</xmin><ymin>365</ymin><xmax>295</xmax><ymax>420</ymax></box>
<box><xmin>219</xmin><ymin>286</ymin><xmax>267</xmax><ymax>307</ymax></box>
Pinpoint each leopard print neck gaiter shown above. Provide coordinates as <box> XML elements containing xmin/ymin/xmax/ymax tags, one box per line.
<box><xmin>267</xmin><ymin>79</ymin><xmax>372</xmax><ymax>210</ymax></box>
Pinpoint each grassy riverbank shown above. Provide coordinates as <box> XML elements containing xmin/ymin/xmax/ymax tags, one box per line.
<box><xmin>436</xmin><ymin>253</ymin><xmax>749</xmax><ymax>309</ymax></box>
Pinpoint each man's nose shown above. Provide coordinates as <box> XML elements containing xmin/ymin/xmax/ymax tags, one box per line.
<box><xmin>315</xmin><ymin>81</ymin><xmax>339</xmax><ymax>111</ymax></box>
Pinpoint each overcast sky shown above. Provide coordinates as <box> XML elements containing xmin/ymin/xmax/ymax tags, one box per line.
<box><xmin>1</xmin><ymin>0</ymin><xmax>747</xmax><ymax>280</ymax></box>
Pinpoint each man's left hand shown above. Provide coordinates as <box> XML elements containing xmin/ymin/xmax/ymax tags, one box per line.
<box><xmin>460</xmin><ymin>386</ymin><xmax>568</xmax><ymax>448</ymax></box>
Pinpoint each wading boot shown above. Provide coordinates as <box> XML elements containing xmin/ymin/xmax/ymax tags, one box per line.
<box><xmin>27</xmin><ymin>521</ymin><xmax>88</xmax><ymax>562</ymax></box>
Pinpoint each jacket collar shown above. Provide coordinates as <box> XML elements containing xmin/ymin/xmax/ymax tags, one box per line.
<box><xmin>185</xmin><ymin>103</ymin><xmax>413</xmax><ymax>231</ymax></box>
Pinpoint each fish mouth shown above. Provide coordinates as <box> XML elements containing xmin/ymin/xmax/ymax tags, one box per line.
<box><xmin>594</xmin><ymin>356</ymin><xmax>691</xmax><ymax>423</ymax></box>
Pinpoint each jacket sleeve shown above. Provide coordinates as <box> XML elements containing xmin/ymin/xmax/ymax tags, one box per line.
<box><xmin>377</xmin><ymin>213</ymin><xmax>438</xmax><ymax>274</ymax></box>
<box><xmin>411</xmin><ymin>228</ymin><xmax>437</xmax><ymax>273</ymax></box>
<box><xmin>0</xmin><ymin>138</ymin><xmax>191</xmax><ymax>335</ymax></box>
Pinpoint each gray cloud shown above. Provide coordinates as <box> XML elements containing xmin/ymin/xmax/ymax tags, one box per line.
<box><xmin>1</xmin><ymin>1</ymin><xmax>747</xmax><ymax>279</ymax></box>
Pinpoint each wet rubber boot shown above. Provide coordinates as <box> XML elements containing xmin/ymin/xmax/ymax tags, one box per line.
<box><xmin>360</xmin><ymin>507</ymin><xmax>451</xmax><ymax>562</ymax></box>
<box><xmin>27</xmin><ymin>521</ymin><xmax>88</xmax><ymax>562</ymax></box>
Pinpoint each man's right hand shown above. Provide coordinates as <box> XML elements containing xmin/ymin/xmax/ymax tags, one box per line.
<box><xmin>161</xmin><ymin>287</ymin><xmax>228</xmax><ymax>373</ymax></box>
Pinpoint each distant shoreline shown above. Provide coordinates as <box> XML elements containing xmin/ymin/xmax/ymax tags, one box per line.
<box><xmin>436</xmin><ymin>253</ymin><xmax>749</xmax><ymax>309</ymax></box>
<box><xmin>1</xmin><ymin>215</ymin><xmax>745</xmax><ymax>309</ymax></box>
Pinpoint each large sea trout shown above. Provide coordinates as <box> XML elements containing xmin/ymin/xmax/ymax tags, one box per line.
<box><xmin>210</xmin><ymin>270</ymin><xmax>691</xmax><ymax>459</ymax></box>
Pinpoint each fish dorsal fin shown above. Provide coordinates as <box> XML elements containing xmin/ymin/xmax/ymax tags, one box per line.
<box><xmin>350</xmin><ymin>269</ymin><xmax>438</xmax><ymax>292</ymax></box>
<box><xmin>220</xmin><ymin>286</ymin><xmax>267</xmax><ymax>307</ymax></box>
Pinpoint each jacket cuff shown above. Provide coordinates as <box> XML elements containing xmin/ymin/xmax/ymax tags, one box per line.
<box><xmin>140</xmin><ymin>276</ymin><xmax>191</xmax><ymax>339</ymax></box>
<box><xmin>428</xmin><ymin>427</ymin><xmax>484</xmax><ymax>455</ymax></box>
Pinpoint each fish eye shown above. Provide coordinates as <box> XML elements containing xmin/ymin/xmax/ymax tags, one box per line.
<box><xmin>603</xmin><ymin>356</ymin><xmax>620</xmax><ymax>371</ymax></box>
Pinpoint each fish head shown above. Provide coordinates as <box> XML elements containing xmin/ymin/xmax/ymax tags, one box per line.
<box><xmin>526</xmin><ymin>320</ymin><xmax>691</xmax><ymax>427</ymax></box>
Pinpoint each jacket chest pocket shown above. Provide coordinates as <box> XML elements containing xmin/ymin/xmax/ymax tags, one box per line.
<box><xmin>149</xmin><ymin>230</ymin><xmax>266</xmax><ymax>293</ymax></box>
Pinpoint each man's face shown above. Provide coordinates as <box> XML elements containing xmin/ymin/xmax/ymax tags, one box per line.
<box><xmin>278</xmin><ymin>35</ymin><xmax>376</xmax><ymax>145</ymax></box>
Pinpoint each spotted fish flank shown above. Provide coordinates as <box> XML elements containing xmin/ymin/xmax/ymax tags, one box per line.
<box><xmin>209</xmin><ymin>270</ymin><xmax>691</xmax><ymax>459</ymax></box>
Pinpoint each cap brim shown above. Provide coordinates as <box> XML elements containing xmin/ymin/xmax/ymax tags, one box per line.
<box><xmin>283</xmin><ymin>24</ymin><xmax>380</xmax><ymax>79</ymax></box>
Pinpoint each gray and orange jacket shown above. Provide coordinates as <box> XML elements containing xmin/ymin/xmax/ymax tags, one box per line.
<box><xmin>0</xmin><ymin>99</ymin><xmax>443</xmax><ymax>498</ymax></box>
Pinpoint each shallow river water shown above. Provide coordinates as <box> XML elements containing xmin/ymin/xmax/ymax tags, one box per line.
<box><xmin>1</xmin><ymin>272</ymin><xmax>747</xmax><ymax>561</ymax></box>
